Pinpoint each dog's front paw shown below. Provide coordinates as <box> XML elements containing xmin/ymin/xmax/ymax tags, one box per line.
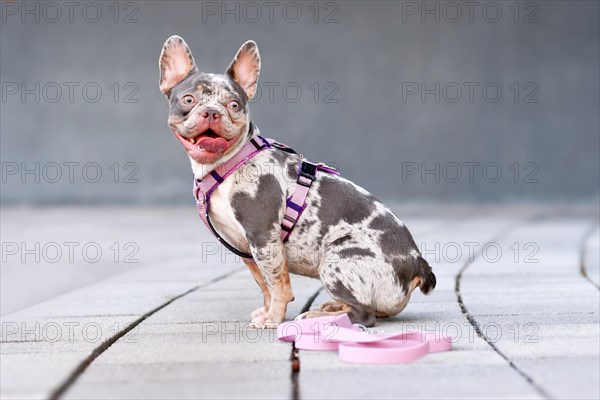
<box><xmin>249</xmin><ymin>313</ymin><xmax>281</xmax><ymax>329</ymax></box>
<box><xmin>294</xmin><ymin>312</ymin><xmax>307</xmax><ymax>321</ymax></box>
<box><xmin>295</xmin><ymin>310</ymin><xmax>345</xmax><ymax>321</ymax></box>
<box><xmin>250</xmin><ymin>306</ymin><xmax>268</xmax><ymax>320</ymax></box>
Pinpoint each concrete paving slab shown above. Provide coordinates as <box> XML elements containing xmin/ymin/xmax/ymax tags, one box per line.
<box><xmin>0</xmin><ymin>256</ymin><xmax>240</xmax><ymax>399</ymax></box>
<box><xmin>61</xmin><ymin>272</ymin><xmax>322</xmax><ymax>399</ymax></box>
<box><xmin>295</xmin><ymin>216</ymin><xmax>544</xmax><ymax>399</ymax></box>
<box><xmin>298</xmin><ymin>363</ymin><xmax>541</xmax><ymax>400</ymax></box>
<box><xmin>64</xmin><ymin>361</ymin><xmax>293</xmax><ymax>400</ymax></box>
<box><xmin>516</xmin><ymin>358</ymin><xmax>600</xmax><ymax>400</ymax></box>
<box><xmin>460</xmin><ymin>217</ymin><xmax>600</xmax><ymax>399</ymax></box>
<box><xmin>1</xmin><ymin>206</ymin><xmax>215</xmax><ymax>315</ymax></box>
<box><xmin>2</xmin><ymin>207</ymin><xmax>599</xmax><ymax>399</ymax></box>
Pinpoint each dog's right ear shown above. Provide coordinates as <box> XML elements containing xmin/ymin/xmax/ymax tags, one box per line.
<box><xmin>159</xmin><ymin>35</ymin><xmax>197</xmax><ymax>95</ymax></box>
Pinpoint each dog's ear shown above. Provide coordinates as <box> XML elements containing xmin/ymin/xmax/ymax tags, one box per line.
<box><xmin>226</xmin><ymin>40</ymin><xmax>261</xmax><ymax>99</ymax></box>
<box><xmin>159</xmin><ymin>35</ymin><xmax>197</xmax><ymax>95</ymax></box>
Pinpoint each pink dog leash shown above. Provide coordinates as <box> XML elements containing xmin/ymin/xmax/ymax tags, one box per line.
<box><xmin>277</xmin><ymin>314</ymin><xmax>452</xmax><ymax>364</ymax></box>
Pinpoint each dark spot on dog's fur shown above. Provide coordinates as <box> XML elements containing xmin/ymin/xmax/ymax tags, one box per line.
<box><xmin>266</xmin><ymin>150</ymin><xmax>300</xmax><ymax>186</ymax></box>
<box><xmin>295</xmin><ymin>218</ymin><xmax>315</xmax><ymax>236</ymax></box>
<box><xmin>287</xmin><ymin>162</ymin><xmax>298</xmax><ymax>181</ymax></box>
<box><xmin>328</xmin><ymin>281</ymin><xmax>356</xmax><ymax>303</ymax></box>
<box><xmin>317</xmin><ymin>177</ymin><xmax>376</xmax><ymax>243</ymax></box>
<box><xmin>331</xmin><ymin>235</ymin><xmax>351</xmax><ymax>246</ymax></box>
<box><xmin>232</xmin><ymin>174</ymin><xmax>283</xmax><ymax>248</ymax></box>
<box><xmin>269</xmin><ymin>149</ymin><xmax>288</xmax><ymax>164</ymax></box>
<box><xmin>327</xmin><ymin>280</ymin><xmax>376</xmax><ymax>327</ymax></box>
<box><xmin>338</xmin><ymin>247</ymin><xmax>376</xmax><ymax>259</ymax></box>
<box><xmin>246</xmin><ymin>121</ymin><xmax>257</xmax><ymax>137</ymax></box>
<box><xmin>392</xmin><ymin>258</ymin><xmax>416</xmax><ymax>293</ymax></box>
<box><xmin>416</xmin><ymin>256</ymin><xmax>436</xmax><ymax>294</ymax></box>
<box><xmin>368</xmin><ymin>211</ymin><xmax>436</xmax><ymax>292</ymax></box>
<box><xmin>391</xmin><ymin>256</ymin><xmax>436</xmax><ymax>294</ymax></box>
<box><xmin>368</xmin><ymin>212</ymin><xmax>418</xmax><ymax>261</ymax></box>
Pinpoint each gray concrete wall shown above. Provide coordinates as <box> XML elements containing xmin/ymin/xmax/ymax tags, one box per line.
<box><xmin>1</xmin><ymin>1</ymin><xmax>598</xmax><ymax>204</ymax></box>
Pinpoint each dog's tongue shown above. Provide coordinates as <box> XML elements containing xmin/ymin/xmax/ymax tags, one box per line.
<box><xmin>197</xmin><ymin>137</ymin><xmax>228</xmax><ymax>153</ymax></box>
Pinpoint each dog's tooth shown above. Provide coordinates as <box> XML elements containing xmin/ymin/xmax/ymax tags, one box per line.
<box><xmin>190</xmin><ymin>137</ymin><xmax>196</xmax><ymax>144</ymax></box>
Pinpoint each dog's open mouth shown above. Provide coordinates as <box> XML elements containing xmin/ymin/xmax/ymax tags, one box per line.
<box><xmin>176</xmin><ymin>128</ymin><xmax>232</xmax><ymax>155</ymax></box>
<box><xmin>183</xmin><ymin>128</ymin><xmax>219</xmax><ymax>145</ymax></box>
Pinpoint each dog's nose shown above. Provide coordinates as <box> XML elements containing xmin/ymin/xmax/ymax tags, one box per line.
<box><xmin>199</xmin><ymin>107</ymin><xmax>221</xmax><ymax>122</ymax></box>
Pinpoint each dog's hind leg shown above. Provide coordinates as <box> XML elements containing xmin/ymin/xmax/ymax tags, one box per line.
<box><xmin>296</xmin><ymin>301</ymin><xmax>376</xmax><ymax>327</ymax></box>
<box><xmin>319</xmin><ymin>300</ymin><xmax>348</xmax><ymax>312</ymax></box>
<box><xmin>296</xmin><ymin>256</ymin><xmax>377</xmax><ymax>327</ymax></box>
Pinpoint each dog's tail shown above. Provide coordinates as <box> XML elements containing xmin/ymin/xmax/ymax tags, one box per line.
<box><xmin>416</xmin><ymin>256</ymin><xmax>436</xmax><ymax>294</ymax></box>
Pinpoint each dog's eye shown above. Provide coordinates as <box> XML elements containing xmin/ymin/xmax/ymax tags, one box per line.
<box><xmin>181</xmin><ymin>94</ymin><xmax>195</xmax><ymax>105</ymax></box>
<box><xmin>229</xmin><ymin>100</ymin><xmax>240</xmax><ymax>110</ymax></box>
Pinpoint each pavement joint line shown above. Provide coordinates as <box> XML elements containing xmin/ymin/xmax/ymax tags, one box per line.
<box><xmin>473</xmin><ymin>311</ymin><xmax>596</xmax><ymax>317</ymax></box>
<box><xmin>48</xmin><ymin>266</ymin><xmax>245</xmax><ymax>400</ymax></box>
<box><xmin>455</xmin><ymin>213</ymin><xmax>554</xmax><ymax>400</ymax></box>
<box><xmin>291</xmin><ymin>286</ymin><xmax>323</xmax><ymax>400</ymax></box>
<box><xmin>579</xmin><ymin>220</ymin><xmax>600</xmax><ymax>290</ymax></box>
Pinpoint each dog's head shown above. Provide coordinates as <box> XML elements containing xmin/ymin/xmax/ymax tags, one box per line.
<box><xmin>159</xmin><ymin>36</ymin><xmax>260</xmax><ymax>165</ymax></box>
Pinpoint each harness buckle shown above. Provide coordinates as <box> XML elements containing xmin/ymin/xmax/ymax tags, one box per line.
<box><xmin>250</xmin><ymin>135</ymin><xmax>271</xmax><ymax>150</ymax></box>
<box><xmin>298</xmin><ymin>161</ymin><xmax>318</xmax><ymax>187</ymax></box>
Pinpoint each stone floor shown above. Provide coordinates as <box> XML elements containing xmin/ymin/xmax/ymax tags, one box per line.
<box><xmin>1</xmin><ymin>205</ymin><xmax>598</xmax><ymax>399</ymax></box>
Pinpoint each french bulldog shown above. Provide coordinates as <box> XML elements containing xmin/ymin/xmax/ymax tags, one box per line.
<box><xmin>159</xmin><ymin>36</ymin><xmax>436</xmax><ymax>328</ymax></box>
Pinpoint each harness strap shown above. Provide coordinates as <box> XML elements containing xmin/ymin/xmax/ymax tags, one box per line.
<box><xmin>193</xmin><ymin>135</ymin><xmax>339</xmax><ymax>259</ymax></box>
<box><xmin>281</xmin><ymin>161</ymin><xmax>340</xmax><ymax>241</ymax></box>
<box><xmin>194</xmin><ymin>135</ymin><xmax>273</xmax><ymax>207</ymax></box>
<box><xmin>194</xmin><ymin>135</ymin><xmax>274</xmax><ymax>259</ymax></box>
<box><xmin>281</xmin><ymin>162</ymin><xmax>315</xmax><ymax>240</ymax></box>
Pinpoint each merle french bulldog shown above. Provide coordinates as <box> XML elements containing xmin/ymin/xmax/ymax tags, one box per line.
<box><xmin>159</xmin><ymin>36</ymin><xmax>436</xmax><ymax>328</ymax></box>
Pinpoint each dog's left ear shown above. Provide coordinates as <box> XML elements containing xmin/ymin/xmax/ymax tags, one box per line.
<box><xmin>159</xmin><ymin>35</ymin><xmax>198</xmax><ymax>95</ymax></box>
<box><xmin>226</xmin><ymin>41</ymin><xmax>261</xmax><ymax>99</ymax></box>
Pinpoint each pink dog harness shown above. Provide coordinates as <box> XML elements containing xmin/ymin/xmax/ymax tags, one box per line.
<box><xmin>278</xmin><ymin>313</ymin><xmax>452</xmax><ymax>364</ymax></box>
<box><xmin>193</xmin><ymin>135</ymin><xmax>339</xmax><ymax>259</ymax></box>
